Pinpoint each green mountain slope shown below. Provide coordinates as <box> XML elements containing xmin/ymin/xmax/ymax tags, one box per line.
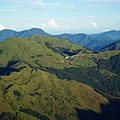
<box><xmin>0</xmin><ymin>66</ymin><xmax>109</xmax><ymax>120</ymax></box>
<box><xmin>47</xmin><ymin>53</ymin><xmax>120</xmax><ymax>97</ymax></box>
<box><xmin>0</xmin><ymin>36</ymin><xmax>64</xmax><ymax>68</ymax></box>
<box><xmin>0</xmin><ymin>35</ymin><xmax>91</xmax><ymax>69</ymax></box>
<box><xmin>0</xmin><ymin>35</ymin><xmax>120</xmax><ymax>120</ymax></box>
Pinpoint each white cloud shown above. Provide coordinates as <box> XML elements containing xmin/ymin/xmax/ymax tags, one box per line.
<box><xmin>48</xmin><ymin>18</ymin><xmax>60</xmax><ymax>29</ymax></box>
<box><xmin>91</xmin><ymin>22</ymin><xmax>97</xmax><ymax>28</ymax></box>
<box><xmin>31</xmin><ymin>24</ymin><xmax>35</xmax><ymax>28</ymax></box>
<box><xmin>32</xmin><ymin>1</ymin><xmax>77</xmax><ymax>10</ymax></box>
<box><xmin>41</xmin><ymin>18</ymin><xmax>60</xmax><ymax>29</ymax></box>
<box><xmin>103</xmin><ymin>29</ymin><xmax>111</xmax><ymax>32</ymax></box>
<box><xmin>34</xmin><ymin>0</ymin><xmax>45</xmax><ymax>6</ymax></box>
<box><xmin>0</xmin><ymin>24</ymin><xmax>6</xmax><ymax>30</ymax></box>
<box><xmin>65</xmin><ymin>26</ymin><xmax>70</xmax><ymax>29</ymax></box>
<box><xmin>41</xmin><ymin>23</ymin><xmax>46</xmax><ymax>28</ymax></box>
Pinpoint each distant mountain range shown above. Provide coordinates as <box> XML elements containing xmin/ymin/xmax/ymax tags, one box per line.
<box><xmin>90</xmin><ymin>30</ymin><xmax>120</xmax><ymax>40</ymax></box>
<box><xmin>56</xmin><ymin>30</ymin><xmax>120</xmax><ymax>50</ymax></box>
<box><xmin>55</xmin><ymin>33</ymin><xmax>97</xmax><ymax>50</ymax></box>
<box><xmin>0</xmin><ymin>28</ymin><xmax>49</xmax><ymax>42</ymax></box>
<box><xmin>0</xmin><ymin>28</ymin><xmax>120</xmax><ymax>50</ymax></box>
<box><xmin>101</xmin><ymin>40</ymin><xmax>120</xmax><ymax>51</ymax></box>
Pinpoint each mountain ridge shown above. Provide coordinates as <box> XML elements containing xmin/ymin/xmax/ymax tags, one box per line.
<box><xmin>90</xmin><ymin>30</ymin><xmax>120</xmax><ymax>40</ymax></box>
<box><xmin>101</xmin><ymin>40</ymin><xmax>120</xmax><ymax>51</ymax></box>
<box><xmin>0</xmin><ymin>28</ymin><xmax>49</xmax><ymax>42</ymax></box>
<box><xmin>0</xmin><ymin>28</ymin><xmax>120</xmax><ymax>50</ymax></box>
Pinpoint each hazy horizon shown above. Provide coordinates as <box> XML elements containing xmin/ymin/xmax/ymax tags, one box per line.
<box><xmin>0</xmin><ymin>0</ymin><xmax>120</xmax><ymax>34</ymax></box>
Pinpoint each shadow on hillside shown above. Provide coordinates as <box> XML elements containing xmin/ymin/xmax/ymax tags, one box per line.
<box><xmin>0</xmin><ymin>66</ymin><xmax>26</xmax><ymax>76</ymax></box>
<box><xmin>0</xmin><ymin>60</ymin><xmax>26</xmax><ymax>76</ymax></box>
<box><xmin>76</xmin><ymin>99</ymin><xmax>120</xmax><ymax>120</ymax></box>
<box><xmin>0</xmin><ymin>67</ymin><xmax>19</xmax><ymax>76</ymax></box>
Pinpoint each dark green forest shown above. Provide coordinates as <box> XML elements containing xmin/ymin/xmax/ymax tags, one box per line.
<box><xmin>46</xmin><ymin>54</ymin><xmax>120</xmax><ymax>97</ymax></box>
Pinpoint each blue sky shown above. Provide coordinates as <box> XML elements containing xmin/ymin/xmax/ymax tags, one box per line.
<box><xmin>0</xmin><ymin>0</ymin><xmax>120</xmax><ymax>34</ymax></box>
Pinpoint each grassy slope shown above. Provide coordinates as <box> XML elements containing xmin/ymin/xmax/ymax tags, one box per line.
<box><xmin>0</xmin><ymin>35</ymin><xmax>120</xmax><ymax>119</ymax></box>
<box><xmin>0</xmin><ymin>36</ymin><xmax>66</xmax><ymax>68</ymax></box>
<box><xmin>27</xmin><ymin>35</ymin><xmax>86</xmax><ymax>51</ymax></box>
<box><xmin>0</xmin><ymin>35</ymin><xmax>119</xmax><ymax>69</ymax></box>
<box><xmin>0</xmin><ymin>66</ymin><xmax>109</xmax><ymax>120</ymax></box>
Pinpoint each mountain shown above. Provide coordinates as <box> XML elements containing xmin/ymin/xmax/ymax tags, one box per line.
<box><xmin>0</xmin><ymin>35</ymin><xmax>88</xmax><ymax>69</ymax></box>
<box><xmin>0</xmin><ymin>35</ymin><xmax>120</xmax><ymax>119</ymax></box>
<box><xmin>55</xmin><ymin>33</ymin><xmax>97</xmax><ymax>49</ymax></box>
<box><xmin>13</xmin><ymin>28</ymin><xmax>50</xmax><ymax>37</ymax></box>
<box><xmin>56</xmin><ymin>30</ymin><xmax>120</xmax><ymax>50</ymax></box>
<box><xmin>1</xmin><ymin>28</ymin><xmax>120</xmax><ymax>51</ymax></box>
<box><xmin>0</xmin><ymin>28</ymin><xmax>49</xmax><ymax>42</ymax></box>
<box><xmin>55</xmin><ymin>33</ymin><xmax>110</xmax><ymax>50</ymax></box>
<box><xmin>0</xmin><ymin>29</ymin><xmax>17</xmax><ymax>42</ymax></box>
<box><xmin>101</xmin><ymin>40</ymin><xmax>120</xmax><ymax>51</ymax></box>
<box><xmin>90</xmin><ymin>30</ymin><xmax>120</xmax><ymax>40</ymax></box>
<box><xmin>89</xmin><ymin>30</ymin><xmax>120</xmax><ymax>50</ymax></box>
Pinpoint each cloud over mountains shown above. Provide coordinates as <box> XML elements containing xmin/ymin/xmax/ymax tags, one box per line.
<box><xmin>91</xmin><ymin>22</ymin><xmax>97</xmax><ymax>28</ymax></box>
<box><xmin>41</xmin><ymin>18</ymin><xmax>60</xmax><ymax>29</ymax></box>
<box><xmin>0</xmin><ymin>24</ymin><xmax>6</xmax><ymax>30</ymax></box>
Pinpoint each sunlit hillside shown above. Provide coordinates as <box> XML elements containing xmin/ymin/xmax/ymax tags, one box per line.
<box><xmin>0</xmin><ymin>35</ymin><xmax>120</xmax><ymax>120</ymax></box>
